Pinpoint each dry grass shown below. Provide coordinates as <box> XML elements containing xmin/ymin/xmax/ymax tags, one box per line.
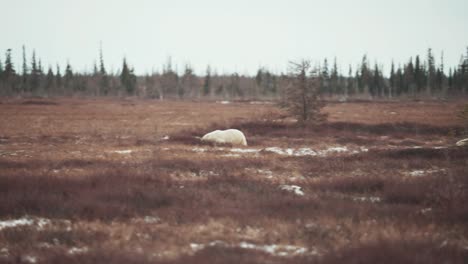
<box><xmin>0</xmin><ymin>98</ymin><xmax>467</xmax><ymax>263</ymax></box>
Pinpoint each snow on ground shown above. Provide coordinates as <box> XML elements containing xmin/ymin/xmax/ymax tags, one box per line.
<box><xmin>112</xmin><ymin>150</ymin><xmax>133</xmax><ymax>154</ymax></box>
<box><xmin>279</xmin><ymin>185</ymin><xmax>305</xmax><ymax>196</ymax></box>
<box><xmin>68</xmin><ymin>247</ymin><xmax>89</xmax><ymax>255</ymax></box>
<box><xmin>22</xmin><ymin>255</ymin><xmax>37</xmax><ymax>263</ymax></box>
<box><xmin>263</xmin><ymin>146</ymin><xmax>356</xmax><ymax>157</ymax></box>
<box><xmin>257</xmin><ymin>169</ymin><xmax>273</xmax><ymax>178</ymax></box>
<box><xmin>190</xmin><ymin>145</ymin><xmax>369</xmax><ymax>157</ymax></box>
<box><xmin>0</xmin><ymin>217</ymin><xmax>50</xmax><ymax>231</ymax></box>
<box><xmin>192</xmin><ymin>147</ymin><xmax>207</xmax><ymax>152</ymax></box>
<box><xmin>190</xmin><ymin>241</ymin><xmax>317</xmax><ymax>257</ymax></box>
<box><xmin>230</xmin><ymin>148</ymin><xmax>261</xmax><ymax>153</ymax></box>
<box><xmin>406</xmin><ymin>168</ymin><xmax>446</xmax><ymax>177</ymax></box>
<box><xmin>352</xmin><ymin>196</ymin><xmax>381</xmax><ymax>203</ymax></box>
<box><xmin>0</xmin><ymin>248</ymin><xmax>9</xmax><ymax>257</ymax></box>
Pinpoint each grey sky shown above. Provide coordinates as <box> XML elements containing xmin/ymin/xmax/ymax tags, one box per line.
<box><xmin>2</xmin><ymin>0</ymin><xmax>468</xmax><ymax>75</ymax></box>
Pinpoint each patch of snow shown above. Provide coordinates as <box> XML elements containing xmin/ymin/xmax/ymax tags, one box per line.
<box><xmin>0</xmin><ymin>217</ymin><xmax>50</xmax><ymax>231</ymax></box>
<box><xmin>322</xmin><ymin>146</ymin><xmax>348</xmax><ymax>154</ymax></box>
<box><xmin>230</xmin><ymin>148</ymin><xmax>260</xmax><ymax>153</ymax></box>
<box><xmin>199</xmin><ymin>170</ymin><xmax>219</xmax><ymax>177</ymax></box>
<box><xmin>112</xmin><ymin>150</ymin><xmax>133</xmax><ymax>154</ymax></box>
<box><xmin>420</xmin><ymin>208</ymin><xmax>432</xmax><ymax>214</ymax></box>
<box><xmin>456</xmin><ymin>138</ymin><xmax>468</xmax><ymax>147</ymax></box>
<box><xmin>279</xmin><ymin>185</ymin><xmax>304</xmax><ymax>196</ymax></box>
<box><xmin>222</xmin><ymin>153</ymin><xmax>241</xmax><ymax>157</ymax></box>
<box><xmin>22</xmin><ymin>255</ymin><xmax>37</xmax><ymax>263</ymax></box>
<box><xmin>161</xmin><ymin>135</ymin><xmax>170</xmax><ymax>140</ymax></box>
<box><xmin>353</xmin><ymin>196</ymin><xmax>381</xmax><ymax>203</ymax></box>
<box><xmin>264</xmin><ymin>147</ymin><xmax>295</xmax><ymax>156</ymax></box>
<box><xmin>144</xmin><ymin>216</ymin><xmax>161</xmax><ymax>224</ymax></box>
<box><xmin>191</xmin><ymin>241</ymin><xmax>315</xmax><ymax>257</ymax></box>
<box><xmin>406</xmin><ymin>168</ymin><xmax>445</xmax><ymax>177</ymax></box>
<box><xmin>68</xmin><ymin>247</ymin><xmax>89</xmax><ymax>255</ymax></box>
<box><xmin>217</xmin><ymin>101</ymin><xmax>231</xmax><ymax>104</ymax></box>
<box><xmin>190</xmin><ymin>243</ymin><xmax>205</xmax><ymax>251</ymax></box>
<box><xmin>249</xmin><ymin>101</ymin><xmax>274</xmax><ymax>105</ymax></box>
<box><xmin>295</xmin><ymin>148</ymin><xmax>318</xmax><ymax>156</ymax></box>
<box><xmin>264</xmin><ymin>146</ymin><xmax>355</xmax><ymax>157</ymax></box>
<box><xmin>192</xmin><ymin>147</ymin><xmax>206</xmax><ymax>152</ymax></box>
<box><xmin>0</xmin><ymin>248</ymin><xmax>9</xmax><ymax>257</ymax></box>
<box><xmin>257</xmin><ymin>169</ymin><xmax>273</xmax><ymax>178</ymax></box>
<box><xmin>433</xmin><ymin>146</ymin><xmax>447</xmax><ymax>149</ymax></box>
<box><xmin>408</xmin><ymin>170</ymin><xmax>425</xmax><ymax>177</ymax></box>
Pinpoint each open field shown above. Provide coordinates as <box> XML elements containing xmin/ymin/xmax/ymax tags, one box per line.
<box><xmin>0</xmin><ymin>98</ymin><xmax>467</xmax><ymax>263</ymax></box>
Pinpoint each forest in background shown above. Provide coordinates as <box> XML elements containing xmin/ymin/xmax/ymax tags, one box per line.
<box><xmin>0</xmin><ymin>46</ymin><xmax>467</xmax><ymax>100</ymax></box>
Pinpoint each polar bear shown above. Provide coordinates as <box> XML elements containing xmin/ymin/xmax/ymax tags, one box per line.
<box><xmin>201</xmin><ymin>129</ymin><xmax>247</xmax><ymax>146</ymax></box>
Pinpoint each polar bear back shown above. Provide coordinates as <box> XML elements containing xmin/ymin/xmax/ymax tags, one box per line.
<box><xmin>201</xmin><ymin>129</ymin><xmax>247</xmax><ymax>146</ymax></box>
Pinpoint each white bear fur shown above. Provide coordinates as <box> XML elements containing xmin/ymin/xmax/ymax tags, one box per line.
<box><xmin>201</xmin><ymin>129</ymin><xmax>247</xmax><ymax>146</ymax></box>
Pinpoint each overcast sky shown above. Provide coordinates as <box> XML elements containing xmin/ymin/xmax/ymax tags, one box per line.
<box><xmin>2</xmin><ymin>0</ymin><xmax>467</xmax><ymax>75</ymax></box>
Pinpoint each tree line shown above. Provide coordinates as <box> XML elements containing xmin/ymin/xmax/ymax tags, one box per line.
<box><xmin>0</xmin><ymin>46</ymin><xmax>467</xmax><ymax>99</ymax></box>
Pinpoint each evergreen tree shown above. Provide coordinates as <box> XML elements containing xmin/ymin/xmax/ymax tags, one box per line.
<box><xmin>359</xmin><ymin>55</ymin><xmax>371</xmax><ymax>95</ymax></box>
<box><xmin>284</xmin><ymin>60</ymin><xmax>326</xmax><ymax>123</ymax></box>
<box><xmin>330</xmin><ymin>58</ymin><xmax>339</xmax><ymax>95</ymax></box>
<box><xmin>180</xmin><ymin>64</ymin><xmax>196</xmax><ymax>98</ymax></box>
<box><xmin>346</xmin><ymin>64</ymin><xmax>354</xmax><ymax>96</ymax></box>
<box><xmin>99</xmin><ymin>46</ymin><xmax>110</xmax><ymax>95</ymax></box>
<box><xmin>22</xmin><ymin>45</ymin><xmax>28</xmax><ymax>93</ymax></box>
<box><xmin>255</xmin><ymin>68</ymin><xmax>263</xmax><ymax>94</ymax></box>
<box><xmin>404</xmin><ymin>58</ymin><xmax>415</xmax><ymax>95</ymax></box>
<box><xmin>120</xmin><ymin>58</ymin><xmax>136</xmax><ymax>95</ymax></box>
<box><xmin>389</xmin><ymin>61</ymin><xmax>395</xmax><ymax>98</ymax></box>
<box><xmin>30</xmin><ymin>51</ymin><xmax>40</xmax><ymax>93</ymax></box>
<box><xmin>3</xmin><ymin>49</ymin><xmax>17</xmax><ymax>93</ymax></box>
<box><xmin>371</xmin><ymin>63</ymin><xmax>381</xmax><ymax>97</ymax></box>
<box><xmin>202</xmin><ymin>65</ymin><xmax>211</xmax><ymax>96</ymax></box>
<box><xmin>320</xmin><ymin>58</ymin><xmax>329</xmax><ymax>94</ymax></box>
<box><xmin>64</xmin><ymin>62</ymin><xmax>74</xmax><ymax>92</ymax></box>
<box><xmin>414</xmin><ymin>55</ymin><xmax>424</xmax><ymax>92</ymax></box>
<box><xmin>55</xmin><ymin>64</ymin><xmax>62</xmax><ymax>93</ymax></box>
<box><xmin>229</xmin><ymin>72</ymin><xmax>242</xmax><ymax>98</ymax></box>
<box><xmin>396</xmin><ymin>65</ymin><xmax>404</xmax><ymax>95</ymax></box>
<box><xmin>427</xmin><ymin>48</ymin><xmax>436</xmax><ymax>95</ymax></box>
<box><xmin>45</xmin><ymin>66</ymin><xmax>55</xmax><ymax>95</ymax></box>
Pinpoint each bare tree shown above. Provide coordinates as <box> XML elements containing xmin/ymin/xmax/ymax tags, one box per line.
<box><xmin>284</xmin><ymin>60</ymin><xmax>327</xmax><ymax>124</ymax></box>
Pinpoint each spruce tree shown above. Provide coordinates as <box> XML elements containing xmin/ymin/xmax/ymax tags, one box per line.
<box><xmin>99</xmin><ymin>46</ymin><xmax>109</xmax><ymax>95</ymax></box>
<box><xmin>359</xmin><ymin>55</ymin><xmax>371</xmax><ymax>95</ymax></box>
<box><xmin>389</xmin><ymin>61</ymin><xmax>395</xmax><ymax>98</ymax></box>
<box><xmin>64</xmin><ymin>62</ymin><xmax>74</xmax><ymax>92</ymax></box>
<box><xmin>4</xmin><ymin>49</ymin><xmax>15</xmax><ymax>76</ymax></box>
<box><xmin>427</xmin><ymin>48</ymin><xmax>436</xmax><ymax>95</ymax></box>
<box><xmin>320</xmin><ymin>58</ymin><xmax>329</xmax><ymax>94</ymax></box>
<box><xmin>180</xmin><ymin>64</ymin><xmax>196</xmax><ymax>98</ymax></box>
<box><xmin>346</xmin><ymin>64</ymin><xmax>354</xmax><ymax>96</ymax></box>
<box><xmin>203</xmin><ymin>65</ymin><xmax>211</xmax><ymax>96</ymax></box>
<box><xmin>55</xmin><ymin>64</ymin><xmax>62</xmax><ymax>93</ymax></box>
<box><xmin>330</xmin><ymin>58</ymin><xmax>338</xmax><ymax>95</ymax></box>
<box><xmin>284</xmin><ymin>60</ymin><xmax>326</xmax><ymax>124</ymax></box>
<box><xmin>255</xmin><ymin>68</ymin><xmax>263</xmax><ymax>94</ymax></box>
<box><xmin>45</xmin><ymin>66</ymin><xmax>55</xmax><ymax>95</ymax></box>
<box><xmin>30</xmin><ymin>51</ymin><xmax>40</xmax><ymax>93</ymax></box>
<box><xmin>120</xmin><ymin>58</ymin><xmax>136</xmax><ymax>95</ymax></box>
<box><xmin>22</xmin><ymin>45</ymin><xmax>28</xmax><ymax>93</ymax></box>
<box><xmin>3</xmin><ymin>49</ymin><xmax>17</xmax><ymax>93</ymax></box>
